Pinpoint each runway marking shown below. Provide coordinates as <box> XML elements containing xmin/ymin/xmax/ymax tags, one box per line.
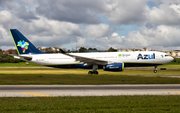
<box><xmin>20</xmin><ymin>92</ymin><xmax>54</xmax><ymax>97</ymax></box>
<box><xmin>167</xmin><ymin>91</ymin><xmax>180</xmax><ymax>94</ymax></box>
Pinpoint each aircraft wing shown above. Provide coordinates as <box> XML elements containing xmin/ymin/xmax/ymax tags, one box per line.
<box><xmin>64</xmin><ymin>53</ymin><xmax>108</xmax><ymax>65</ymax></box>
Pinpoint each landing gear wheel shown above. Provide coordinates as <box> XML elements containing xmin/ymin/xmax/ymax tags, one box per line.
<box><xmin>88</xmin><ymin>71</ymin><xmax>98</xmax><ymax>74</ymax></box>
<box><xmin>88</xmin><ymin>71</ymin><xmax>93</xmax><ymax>74</ymax></box>
<box><xmin>154</xmin><ymin>66</ymin><xmax>157</xmax><ymax>73</ymax></box>
<box><xmin>94</xmin><ymin>71</ymin><xmax>98</xmax><ymax>75</ymax></box>
<box><xmin>88</xmin><ymin>64</ymin><xmax>99</xmax><ymax>75</ymax></box>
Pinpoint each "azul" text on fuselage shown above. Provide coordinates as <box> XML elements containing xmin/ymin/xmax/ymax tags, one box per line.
<box><xmin>137</xmin><ymin>53</ymin><xmax>155</xmax><ymax>60</ymax></box>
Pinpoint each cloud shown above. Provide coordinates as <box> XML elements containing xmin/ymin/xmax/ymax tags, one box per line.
<box><xmin>15</xmin><ymin>5</ymin><xmax>39</xmax><ymax>22</ymax></box>
<box><xmin>73</xmin><ymin>24</ymin><xmax>180</xmax><ymax>50</ymax></box>
<box><xmin>0</xmin><ymin>26</ymin><xmax>14</xmax><ymax>50</ymax></box>
<box><xmin>85</xmin><ymin>24</ymin><xmax>110</xmax><ymax>37</ymax></box>
<box><xmin>73</xmin><ymin>32</ymin><xmax>125</xmax><ymax>49</ymax></box>
<box><xmin>29</xmin><ymin>16</ymin><xmax>81</xmax><ymax>36</ymax></box>
<box><xmin>73</xmin><ymin>37</ymin><xmax>87</xmax><ymax>47</ymax></box>
<box><xmin>36</xmin><ymin>0</ymin><xmax>105</xmax><ymax>24</ymax></box>
<box><xmin>0</xmin><ymin>0</ymin><xmax>180</xmax><ymax>51</ymax></box>
<box><xmin>146</xmin><ymin>4</ymin><xmax>180</xmax><ymax>25</ymax></box>
<box><xmin>21</xmin><ymin>16</ymin><xmax>83</xmax><ymax>47</ymax></box>
<box><xmin>124</xmin><ymin>25</ymin><xmax>180</xmax><ymax>48</ymax></box>
<box><xmin>103</xmin><ymin>0</ymin><xmax>180</xmax><ymax>26</ymax></box>
<box><xmin>0</xmin><ymin>10</ymin><xmax>83</xmax><ymax>48</ymax></box>
<box><xmin>0</xmin><ymin>10</ymin><xmax>12</xmax><ymax>24</ymax></box>
<box><xmin>104</xmin><ymin>0</ymin><xmax>147</xmax><ymax>25</ymax></box>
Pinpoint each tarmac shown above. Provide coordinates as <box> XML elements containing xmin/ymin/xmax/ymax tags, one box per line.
<box><xmin>0</xmin><ymin>85</ymin><xmax>180</xmax><ymax>97</ymax></box>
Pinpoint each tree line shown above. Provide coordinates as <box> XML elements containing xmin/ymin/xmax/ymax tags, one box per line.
<box><xmin>78</xmin><ymin>47</ymin><xmax>117</xmax><ymax>52</ymax></box>
<box><xmin>0</xmin><ymin>49</ymin><xmax>22</xmax><ymax>63</ymax></box>
<box><xmin>0</xmin><ymin>54</ymin><xmax>22</xmax><ymax>63</ymax></box>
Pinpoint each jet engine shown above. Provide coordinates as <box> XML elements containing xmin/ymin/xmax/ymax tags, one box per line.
<box><xmin>104</xmin><ymin>63</ymin><xmax>124</xmax><ymax>71</ymax></box>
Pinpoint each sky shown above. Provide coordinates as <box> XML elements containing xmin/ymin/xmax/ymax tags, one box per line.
<box><xmin>0</xmin><ymin>0</ymin><xmax>180</xmax><ymax>51</ymax></box>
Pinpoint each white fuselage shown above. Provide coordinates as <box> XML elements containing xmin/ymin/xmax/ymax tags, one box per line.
<box><xmin>22</xmin><ymin>51</ymin><xmax>174</xmax><ymax>67</ymax></box>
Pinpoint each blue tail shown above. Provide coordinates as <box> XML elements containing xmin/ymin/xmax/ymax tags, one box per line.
<box><xmin>9</xmin><ymin>29</ymin><xmax>44</xmax><ymax>55</ymax></box>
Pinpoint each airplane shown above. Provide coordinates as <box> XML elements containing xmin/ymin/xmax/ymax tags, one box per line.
<box><xmin>9</xmin><ymin>29</ymin><xmax>174</xmax><ymax>74</ymax></box>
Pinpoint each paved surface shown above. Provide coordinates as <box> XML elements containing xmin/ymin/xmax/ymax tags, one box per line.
<box><xmin>140</xmin><ymin>75</ymin><xmax>180</xmax><ymax>78</ymax></box>
<box><xmin>0</xmin><ymin>85</ymin><xmax>180</xmax><ymax>97</ymax></box>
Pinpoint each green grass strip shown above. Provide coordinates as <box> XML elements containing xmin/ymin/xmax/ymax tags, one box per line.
<box><xmin>0</xmin><ymin>73</ymin><xmax>180</xmax><ymax>85</ymax></box>
<box><xmin>0</xmin><ymin>96</ymin><xmax>180</xmax><ymax>112</ymax></box>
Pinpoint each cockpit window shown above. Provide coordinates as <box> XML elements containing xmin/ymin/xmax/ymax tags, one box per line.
<box><xmin>165</xmin><ymin>55</ymin><xmax>169</xmax><ymax>57</ymax></box>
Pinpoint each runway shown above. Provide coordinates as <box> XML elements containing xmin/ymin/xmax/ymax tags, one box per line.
<box><xmin>0</xmin><ymin>85</ymin><xmax>180</xmax><ymax>97</ymax></box>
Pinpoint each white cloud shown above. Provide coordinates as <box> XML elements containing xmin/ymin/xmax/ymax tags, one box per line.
<box><xmin>110</xmin><ymin>32</ymin><xmax>124</xmax><ymax>44</ymax></box>
<box><xmin>0</xmin><ymin>25</ymin><xmax>14</xmax><ymax>49</ymax></box>
<box><xmin>124</xmin><ymin>25</ymin><xmax>180</xmax><ymax>48</ymax></box>
<box><xmin>85</xmin><ymin>24</ymin><xmax>110</xmax><ymax>37</ymax></box>
<box><xmin>74</xmin><ymin>25</ymin><xmax>180</xmax><ymax>50</ymax></box>
<box><xmin>112</xmin><ymin>32</ymin><xmax>118</xmax><ymax>37</ymax></box>
<box><xmin>0</xmin><ymin>10</ymin><xmax>12</xmax><ymax>24</ymax></box>
<box><xmin>73</xmin><ymin>37</ymin><xmax>87</xmax><ymax>47</ymax></box>
<box><xmin>146</xmin><ymin>3</ymin><xmax>180</xmax><ymax>25</ymax></box>
<box><xmin>170</xmin><ymin>4</ymin><xmax>180</xmax><ymax>14</ymax></box>
<box><xmin>30</xmin><ymin>16</ymin><xmax>81</xmax><ymax>36</ymax></box>
<box><xmin>0</xmin><ymin>10</ymin><xmax>82</xmax><ymax>48</ymax></box>
<box><xmin>73</xmin><ymin>32</ymin><xmax>125</xmax><ymax>49</ymax></box>
<box><xmin>0</xmin><ymin>0</ymin><xmax>180</xmax><ymax>51</ymax></box>
<box><xmin>104</xmin><ymin>0</ymin><xmax>147</xmax><ymax>25</ymax></box>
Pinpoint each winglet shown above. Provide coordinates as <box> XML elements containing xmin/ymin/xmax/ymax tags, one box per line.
<box><xmin>59</xmin><ymin>49</ymin><xmax>66</xmax><ymax>54</ymax></box>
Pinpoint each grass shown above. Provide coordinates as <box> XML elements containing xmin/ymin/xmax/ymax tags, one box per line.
<box><xmin>0</xmin><ymin>62</ymin><xmax>179</xmax><ymax>84</ymax></box>
<box><xmin>0</xmin><ymin>96</ymin><xmax>180</xmax><ymax>112</ymax></box>
<box><xmin>0</xmin><ymin>63</ymin><xmax>180</xmax><ymax>112</ymax></box>
<box><xmin>0</xmin><ymin>69</ymin><xmax>180</xmax><ymax>84</ymax></box>
<box><xmin>0</xmin><ymin>68</ymin><xmax>180</xmax><ymax>75</ymax></box>
<box><xmin>0</xmin><ymin>62</ymin><xmax>44</xmax><ymax>67</ymax></box>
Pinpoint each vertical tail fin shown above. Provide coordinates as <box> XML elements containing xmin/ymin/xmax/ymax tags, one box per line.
<box><xmin>9</xmin><ymin>29</ymin><xmax>44</xmax><ymax>55</ymax></box>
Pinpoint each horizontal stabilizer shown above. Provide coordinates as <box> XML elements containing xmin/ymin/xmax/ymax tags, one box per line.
<box><xmin>9</xmin><ymin>54</ymin><xmax>32</xmax><ymax>61</ymax></box>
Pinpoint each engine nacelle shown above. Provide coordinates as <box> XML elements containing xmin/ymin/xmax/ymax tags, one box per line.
<box><xmin>104</xmin><ymin>63</ymin><xmax>124</xmax><ymax>71</ymax></box>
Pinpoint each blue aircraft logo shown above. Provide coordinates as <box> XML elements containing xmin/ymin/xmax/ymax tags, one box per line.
<box><xmin>137</xmin><ymin>53</ymin><xmax>155</xmax><ymax>60</ymax></box>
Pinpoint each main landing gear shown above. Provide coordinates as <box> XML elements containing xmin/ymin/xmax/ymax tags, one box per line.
<box><xmin>154</xmin><ymin>66</ymin><xmax>157</xmax><ymax>73</ymax></box>
<box><xmin>88</xmin><ymin>64</ymin><xmax>99</xmax><ymax>75</ymax></box>
<box><xmin>88</xmin><ymin>71</ymin><xmax>98</xmax><ymax>74</ymax></box>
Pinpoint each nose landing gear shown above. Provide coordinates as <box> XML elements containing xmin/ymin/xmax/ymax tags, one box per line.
<box><xmin>154</xmin><ymin>66</ymin><xmax>157</xmax><ymax>73</ymax></box>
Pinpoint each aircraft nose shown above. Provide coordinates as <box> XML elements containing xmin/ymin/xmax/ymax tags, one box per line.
<box><xmin>170</xmin><ymin>56</ymin><xmax>174</xmax><ymax>62</ymax></box>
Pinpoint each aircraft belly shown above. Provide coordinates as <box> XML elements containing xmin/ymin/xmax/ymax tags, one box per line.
<box><xmin>123</xmin><ymin>58</ymin><xmax>163</xmax><ymax>67</ymax></box>
<box><xmin>124</xmin><ymin>63</ymin><xmax>161</xmax><ymax>67</ymax></box>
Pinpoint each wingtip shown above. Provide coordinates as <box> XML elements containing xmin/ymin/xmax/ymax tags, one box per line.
<box><xmin>60</xmin><ymin>49</ymin><xmax>66</xmax><ymax>54</ymax></box>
